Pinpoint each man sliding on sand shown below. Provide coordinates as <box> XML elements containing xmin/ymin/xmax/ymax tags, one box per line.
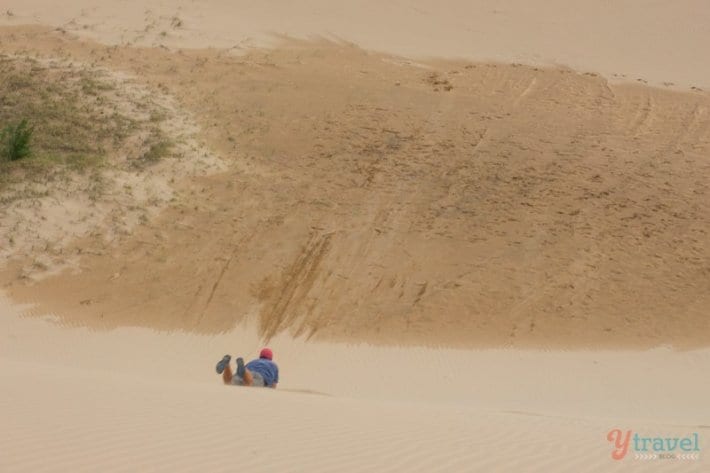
<box><xmin>215</xmin><ymin>348</ymin><xmax>279</xmax><ymax>388</ymax></box>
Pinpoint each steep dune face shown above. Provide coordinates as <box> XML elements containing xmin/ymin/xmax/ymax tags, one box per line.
<box><xmin>2</xmin><ymin>33</ymin><xmax>709</xmax><ymax>348</ymax></box>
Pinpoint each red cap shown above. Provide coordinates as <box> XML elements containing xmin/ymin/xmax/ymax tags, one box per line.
<box><xmin>260</xmin><ymin>347</ymin><xmax>273</xmax><ymax>360</ymax></box>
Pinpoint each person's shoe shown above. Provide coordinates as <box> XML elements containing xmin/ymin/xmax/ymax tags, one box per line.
<box><xmin>216</xmin><ymin>355</ymin><xmax>231</xmax><ymax>374</ymax></box>
<box><xmin>236</xmin><ymin>357</ymin><xmax>246</xmax><ymax>378</ymax></box>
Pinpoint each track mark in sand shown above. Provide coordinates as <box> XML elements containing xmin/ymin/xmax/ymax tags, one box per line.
<box><xmin>280</xmin><ymin>388</ymin><xmax>333</xmax><ymax>397</ymax></box>
<box><xmin>678</xmin><ymin>104</ymin><xmax>710</xmax><ymax>145</ymax></box>
<box><xmin>628</xmin><ymin>94</ymin><xmax>654</xmax><ymax>136</ymax></box>
<box><xmin>649</xmin><ymin>103</ymin><xmax>708</xmax><ymax>160</ymax></box>
<box><xmin>259</xmin><ymin>232</ymin><xmax>333</xmax><ymax>340</ymax></box>
<box><xmin>470</xmin><ymin>128</ymin><xmax>489</xmax><ymax>154</ymax></box>
<box><xmin>601</xmin><ymin>81</ymin><xmax>616</xmax><ymax>102</ymax></box>
<box><xmin>198</xmin><ymin>248</ymin><xmax>237</xmax><ymax>323</ymax></box>
<box><xmin>181</xmin><ymin>283</ymin><xmax>204</xmax><ymax>321</ymax></box>
<box><xmin>512</xmin><ymin>77</ymin><xmax>537</xmax><ymax>107</ymax></box>
<box><xmin>663</xmin><ymin>104</ymin><xmax>701</xmax><ymax>153</ymax></box>
<box><xmin>413</xmin><ymin>281</ymin><xmax>428</xmax><ymax>305</ymax></box>
<box><xmin>182</xmin><ymin>239</ymin><xmax>241</xmax><ymax>327</ymax></box>
<box><xmin>182</xmin><ymin>229</ymin><xmax>255</xmax><ymax>327</ymax></box>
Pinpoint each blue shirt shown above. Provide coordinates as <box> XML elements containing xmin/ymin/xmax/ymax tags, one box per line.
<box><xmin>246</xmin><ymin>358</ymin><xmax>279</xmax><ymax>386</ymax></box>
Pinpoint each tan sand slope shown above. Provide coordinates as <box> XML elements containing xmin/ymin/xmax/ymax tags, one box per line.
<box><xmin>1</xmin><ymin>29</ymin><xmax>709</xmax><ymax>348</ymax></box>
<box><xmin>1</xmin><ymin>296</ymin><xmax>708</xmax><ymax>472</ymax></box>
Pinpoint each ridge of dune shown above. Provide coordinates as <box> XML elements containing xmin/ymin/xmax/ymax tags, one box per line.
<box><xmin>1</xmin><ymin>0</ymin><xmax>709</xmax><ymax>90</ymax></box>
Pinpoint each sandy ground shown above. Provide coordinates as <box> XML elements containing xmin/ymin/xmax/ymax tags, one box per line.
<box><xmin>2</xmin><ymin>295</ymin><xmax>709</xmax><ymax>472</ymax></box>
<box><xmin>1</xmin><ymin>1</ymin><xmax>709</xmax><ymax>471</ymax></box>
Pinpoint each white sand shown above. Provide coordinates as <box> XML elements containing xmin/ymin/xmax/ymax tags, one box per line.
<box><xmin>2</xmin><ymin>295</ymin><xmax>708</xmax><ymax>472</ymax></box>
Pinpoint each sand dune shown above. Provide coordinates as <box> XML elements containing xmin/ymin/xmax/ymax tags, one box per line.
<box><xmin>1</xmin><ymin>1</ymin><xmax>709</xmax><ymax>471</ymax></box>
<box><xmin>1</xmin><ymin>29</ymin><xmax>708</xmax><ymax>348</ymax></box>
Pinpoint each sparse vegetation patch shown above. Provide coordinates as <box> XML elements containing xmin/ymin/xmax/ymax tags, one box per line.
<box><xmin>133</xmin><ymin>136</ymin><xmax>173</xmax><ymax>169</ymax></box>
<box><xmin>1</xmin><ymin>119</ymin><xmax>34</xmax><ymax>162</ymax></box>
<box><xmin>0</xmin><ymin>54</ymin><xmax>175</xmax><ymax>203</ymax></box>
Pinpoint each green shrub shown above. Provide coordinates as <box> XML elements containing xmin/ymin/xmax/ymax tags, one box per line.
<box><xmin>1</xmin><ymin>119</ymin><xmax>34</xmax><ymax>161</ymax></box>
<box><xmin>132</xmin><ymin>139</ymin><xmax>172</xmax><ymax>169</ymax></box>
